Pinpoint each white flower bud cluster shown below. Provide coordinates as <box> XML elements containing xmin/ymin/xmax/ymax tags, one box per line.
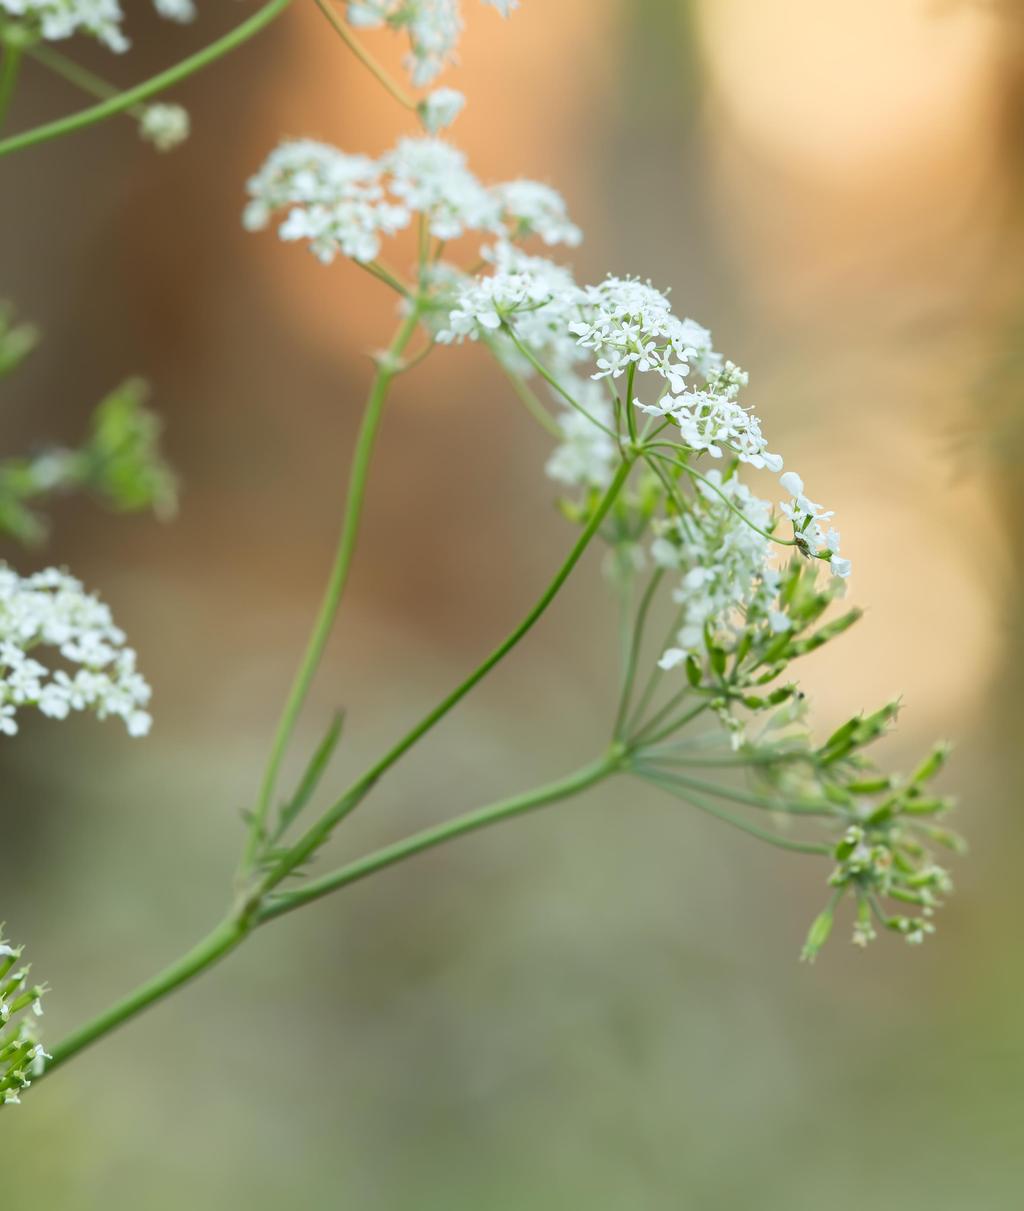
<box><xmin>0</xmin><ymin>0</ymin><xmax>195</xmax><ymax>53</ymax></box>
<box><xmin>138</xmin><ymin>103</ymin><xmax>190</xmax><ymax>153</ymax></box>
<box><xmin>0</xmin><ymin>566</ymin><xmax>152</xmax><ymax>738</ymax></box>
<box><xmin>346</xmin><ymin>0</ymin><xmax>516</xmax><ymax>86</ymax></box>
<box><xmin>243</xmin><ymin>142</ymin><xmax>409</xmax><ymax>264</ymax></box>
<box><xmin>244</xmin><ymin>136</ymin><xmax>579</xmax><ymax>265</ymax></box>
<box><xmin>419</xmin><ymin>87</ymin><xmax>466</xmax><ymax>133</ymax></box>
<box><xmin>0</xmin><ymin>935</ymin><xmax>48</xmax><ymax>1107</ymax></box>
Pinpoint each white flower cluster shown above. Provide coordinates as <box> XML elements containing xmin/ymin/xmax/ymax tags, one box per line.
<box><xmin>780</xmin><ymin>471</ymin><xmax>850</xmax><ymax>578</ymax></box>
<box><xmin>243</xmin><ymin>141</ymin><xmax>408</xmax><ymax>264</ymax></box>
<box><xmin>0</xmin><ymin>0</ymin><xmax>195</xmax><ymax>53</ymax></box>
<box><xmin>439</xmin><ymin>265</ymin><xmax>779</xmax><ymax>463</ymax></box>
<box><xmin>0</xmin><ymin>935</ymin><xmax>48</xmax><ymax>1107</ymax></box>
<box><xmin>492</xmin><ymin>180</ymin><xmax>582</xmax><ymax>248</ymax></box>
<box><xmin>383</xmin><ymin>137</ymin><xmax>498</xmax><ymax>239</ymax></box>
<box><xmin>571</xmin><ymin>277</ymin><xmax>782</xmax><ymax>473</ymax></box>
<box><xmin>346</xmin><ymin>0</ymin><xmax>517</xmax><ymax>85</ymax></box>
<box><xmin>653</xmin><ymin>470</ymin><xmax>788</xmax><ymax>668</ymax></box>
<box><xmin>0</xmin><ymin>566</ymin><xmax>152</xmax><ymax>738</ymax></box>
<box><xmin>138</xmin><ymin>103</ymin><xmax>190</xmax><ymax>153</ymax></box>
<box><xmin>244</xmin><ymin>136</ymin><xmax>579</xmax><ymax>265</ymax></box>
<box><xmin>440</xmin><ymin>269</ymin><xmax>552</xmax><ymax>338</ymax></box>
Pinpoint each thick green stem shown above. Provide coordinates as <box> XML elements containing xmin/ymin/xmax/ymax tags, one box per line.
<box><xmin>41</xmin><ymin>751</ymin><xmax>619</xmax><ymax>1078</ymax></box>
<box><xmin>242</xmin><ymin>308</ymin><xmax>422</xmax><ymax>870</ymax></box>
<box><xmin>0</xmin><ymin>0</ymin><xmax>293</xmax><ymax>158</ymax></box>
<box><xmin>43</xmin><ymin>916</ymin><xmax>247</xmax><ymax>1077</ymax></box>
<box><xmin>259</xmin><ymin>752</ymin><xmax>621</xmax><ymax>922</ymax></box>
<box><xmin>261</xmin><ymin>456</ymin><xmax>636</xmax><ymax>891</ymax></box>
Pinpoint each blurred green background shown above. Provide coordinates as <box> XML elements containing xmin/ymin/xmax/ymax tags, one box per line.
<box><xmin>2</xmin><ymin>1</ymin><xmax>1023</xmax><ymax>1206</ymax></box>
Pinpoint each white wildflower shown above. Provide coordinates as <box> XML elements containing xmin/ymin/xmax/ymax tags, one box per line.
<box><xmin>346</xmin><ymin>0</ymin><xmax>517</xmax><ymax>86</ymax></box>
<box><xmin>568</xmin><ymin>277</ymin><xmax>698</xmax><ymax>394</ymax></box>
<box><xmin>152</xmin><ymin>0</ymin><xmax>194</xmax><ymax>19</ymax></box>
<box><xmin>492</xmin><ymin>179</ymin><xmax>582</xmax><ymax>247</ymax></box>
<box><xmin>779</xmin><ymin>470</ymin><xmax>851</xmax><ymax>577</ymax></box>
<box><xmin>420</xmin><ymin>87</ymin><xmax>466</xmax><ymax>133</ymax></box>
<box><xmin>438</xmin><ymin>270</ymin><xmax>555</xmax><ymax>341</ymax></box>
<box><xmin>0</xmin><ymin>0</ymin><xmax>197</xmax><ymax>51</ymax></box>
<box><xmin>243</xmin><ymin>140</ymin><xmax>409</xmax><ymax>264</ymax></box>
<box><xmin>652</xmin><ymin>470</ymin><xmax>780</xmax><ymax>661</ymax></box>
<box><xmin>383</xmin><ymin>137</ymin><xmax>499</xmax><ymax>241</ymax></box>
<box><xmin>0</xmin><ymin>566</ymin><xmax>152</xmax><ymax>738</ymax></box>
<box><xmin>138</xmin><ymin>103</ymin><xmax>190</xmax><ymax>153</ymax></box>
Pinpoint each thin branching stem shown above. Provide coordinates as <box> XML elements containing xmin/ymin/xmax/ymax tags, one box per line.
<box><xmin>634</xmin><ymin>770</ymin><xmax>832</xmax><ymax>855</ymax></box>
<box><xmin>501</xmin><ymin>326</ymin><xmax>619</xmax><ymax>439</ymax></box>
<box><xmin>614</xmin><ymin>568</ymin><xmax>664</xmax><ymax>738</ymax></box>
<box><xmin>241</xmin><ymin>306</ymin><xmax>423</xmax><ymax>872</ymax></box>
<box><xmin>313</xmin><ymin>0</ymin><xmax>418</xmax><ymax>112</ymax></box>
<box><xmin>0</xmin><ymin>0</ymin><xmax>293</xmax><ymax>158</ymax></box>
<box><xmin>259</xmin><ymin>753</ymin><xmax>621</xmax><ymax>921</ymax></box>
<box><xmin>259</xmin><ymin>456</ymin><xmax>637</xmax><ymax>892</ymax></box>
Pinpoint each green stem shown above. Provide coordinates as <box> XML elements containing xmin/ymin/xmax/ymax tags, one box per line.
<box><xmin>28</xmin><ymin>43</ymin><xmax>120</xmax><ymax>103</ymax></box>
<box><xmin>259</xmin><ymin>752</ymin><xmax>620</xmax><ymax>921</ymax></box>
<box><xmin>633</xmin><ymin>765</ymin><xmax>839</xmax><ymax>817</ymax></box>
<box><xmin>261</xmin><ymin>456</ymin><xmax>636</xmax><ymax>891</ymax></box>
<box><xmin>242</xmin><ymin>308</ymin><xmax>422</xmax><ymax>870</ymax></box>
<box><xmin>0</xmin><ymin>0</ymin><xmax>293</xmax><ymax>158</ymax></box>
<box><xmin>0</xmin><ymin>39</ymin><xmax>23</xmax><ymax>133</ymax></box>
<box><xmin>623</xmin><ymin>603</ymin><xmax>685</xmax><ymax>736</ymax></box>
<box><xmin>313</xmin><ymin>0</ymin><xmax>417</xmax><ymax>112</ymax></box>
<box><xmin>41</xmin><ymin>751</ymin><xmax>619</xmax><ymax>1075</ymax></box>
<box><xmin>623</xmin><ymin>364</ymin><xmax>637</xmax><ymax>442</ymax></box>
<box><xmin>489</xmin><ymin>344</ymin><xmax>564</xmax><ymax>438</ymax></box>
<box><xmin>613</xmin><ymin>567</ymin><xmax>663</xmax><ymax>739</ymax></box>
<box><xmin>634</xmin><ymin>770</ymin><xmax>831</xmax><ymax>856</ymax></box>
<box><xmin>634</xmin><ymin>700</ymin><xmax>711</xmax><ymax>748</ymax></box>
<box><xmin>501</xmin><ymin>326</ymin><xmax>618</xmax><ymax>439</ymax></box>
<box><xmin>357</xmin><ymin>259</ymin><xmax>413</xmax><ymax>299</ymax></box>
<box><xmin>43</xmin><ymin>916</ymin><xmax>247</xmax><ymax>1077</ymax></box>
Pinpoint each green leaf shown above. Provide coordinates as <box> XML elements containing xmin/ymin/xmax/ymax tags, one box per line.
<box><xmin>272</xmin><ymin>711</ymin><xmax>346</xmax><ymax>844</ymax></box>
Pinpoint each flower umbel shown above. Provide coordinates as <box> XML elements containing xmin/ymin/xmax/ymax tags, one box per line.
<box><xmin>0</xmin><ymin>566</ymin><xmax>152</xmax><ymax>737</ymax></box>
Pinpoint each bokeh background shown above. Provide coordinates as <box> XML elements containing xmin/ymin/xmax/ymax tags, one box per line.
<box><xmin>2</xmin><ymin>0</ymin><xmax>1023</xmax><ymax>1205</ymax></box>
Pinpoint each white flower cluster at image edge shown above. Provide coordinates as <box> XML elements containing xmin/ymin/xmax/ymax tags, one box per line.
<box><xmin>0</xmin><ymin>566</ymin><xmax>152</xmax><ymax>738</ymax></box>
<box><xmin>0</xmin><ymin>934</ymin><xmax>48</xmax><ymax>1107</ymax></box>
<box><xmin>0</xmin><ymin>0</ymin><xmax>195</xmax><ymax>53</ymax></box>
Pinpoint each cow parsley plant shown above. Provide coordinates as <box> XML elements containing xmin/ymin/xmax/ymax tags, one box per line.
<box><xmin>0</xmin><ymin>0</ymin><xmax>962</xmax><ymax>1112</ymax></box>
